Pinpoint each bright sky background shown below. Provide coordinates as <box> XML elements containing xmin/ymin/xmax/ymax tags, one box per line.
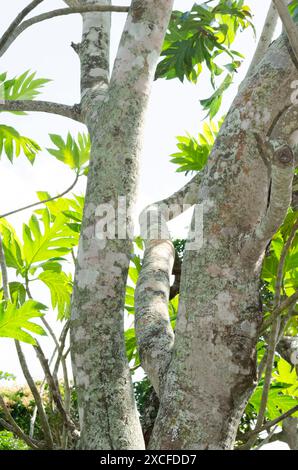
<box><xmin>0</xmin><ymin>0</ymin><xmax>290</xmax><ymax>449</ymax></box>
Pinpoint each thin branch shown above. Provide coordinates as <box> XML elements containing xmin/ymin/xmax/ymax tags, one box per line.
<box><xmin>53</xmin><ymin>321</ymin><xmax>70</xmax><ymax>380</ymax></box>
<box><xmin>255</xmin><ymin>425</ymin><xmax>278</xmax><ymax>450</ymax></box>
<box><xmin>0</xmin><ymin>235</ymin><xmax>9</xmax><ymax>300</ymax></box>
<box><xmin>1</xmin><ymin>236</ymin><xmax>49</xmax><ymax>448</ymax></box>
<box><xmin>0</xmin><ymin>172</ymin><xmax>79</xmax><ymax>220</ymax></box>
<box><xmin>15</xmin><ymin>341</ymin><xmax>54</xmax><ymax>448</ymax></box>
<box><xmin>244</xmin><ymin>219</ymin><xmax>297</xmax><ymax>449</ymax></box>
<box><xmin>25</xmin><ymin>281</ymin><xmax>73</xmax><ymax>442</ymax></box>
<box><xmin>0</xmin><ymin>100</ymin><xmax>82</xmax><ymax>122</ymax></box>
<box><xmin>34</xmin><ymin>340</ymin><xmax>79</xmax><ymax>441</ymax></box>
<box><xmin>0</xmin><ymin>396</ymin><xmax>41</xmax><ymax>449</ymax></box>
<box><xmin>0</xmin><ymin>5</ymin><xmax>129</xmax><ymax>57</ymax></box>
<box><xmin>273</xmin><ymin>0</ymin><xmax>298</xmax><ymax>62</ymax></box>
<box><xmin>41</xmin><ymin>318</ymin><xmax>60</xmax><ymax>349</ymax></box>
<box><xmin>30</xmin><ymin>344</ymin><xmax>58</xmax><ymax>439</ymax></box>
<box><xmin>0</xmin><ymin>0</ymin><xmax>45</xmax><ymax>53</ymax></box>
<box><xmin>245</xmin><ymin>405</ymin><xmax>298</xmax><ymax>440</ymax></box>
<box><xmin>262</xmin><ymin>289</ymin><xmax>298</xmax><ymax>331</ymax></box>
<box><xmin>246</xmin><ymin>2</ymin><xmax>278</xmax><ymax>78</ymax></box>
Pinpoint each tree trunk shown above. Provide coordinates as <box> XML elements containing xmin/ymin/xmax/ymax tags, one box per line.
<box><xmin>69</xmin><ymin>2</ymin><xmax>298</xmax><ymax>450</ymax></box>
<box><xmin>150</xmin><ymin>35</ymin><xmax>297</xmax><ymax>449</ymax></box>
<box><xmin>70</xmin><ymin>0</ymin><xmax>174</xmax><ymax>450</ymax></box>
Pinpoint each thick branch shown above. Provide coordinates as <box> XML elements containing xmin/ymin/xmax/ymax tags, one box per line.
<box><xmin>246</xmin><ymin>2</ymin><xmax>278</xmax><ymax>78</ymax></box>
<box><xmin>243</xmin><ymin>141</ymin><xmax>294</xmax><ymax>260</ymax></box>
<box><xmin>273</xmin><ymin>0</ymin><xmax>298</xmax><ymax>62</ymax></box>
<box><xmin>153</xmin><ymin>173</ymin><xmax>202</xmax><ymax>214</ymax></box>
<box><xmin>0</xmin><ymin>100</ymin><xmax>82</xmax><ymax>122</ymax></box>
<box><xmin>71</xmin><ymin>0</ymin><xmax>174</xmax><ymax>450</ymax></box>
<box><xmin>0</xmin><ymin>4</ymin><xmax>128</xmax><ymax>57</ymax></box>
<box><xmin>135</xmin><ymin>176</ymin><xmax>201</xmax><ymax>396</ymax></box>
<box><xmin>135</xmin><ymin>237</ymin><xmax>175</xmax><ymax>396</ymax></box>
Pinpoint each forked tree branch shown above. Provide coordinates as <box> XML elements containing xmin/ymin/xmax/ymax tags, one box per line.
<box><xmin>0</xmin><ymin>0</ymin><xmax>45</xmax><ymax>54</ymax></box>
<box><xmin>0</xmin><ymin>100</ymin><xmax>82</xmax><ymax>122</ymax></box>
<box><xmin>0</xmin><ymin>5</ymin><xmax>129</xmax><ymax>57</ymax></box>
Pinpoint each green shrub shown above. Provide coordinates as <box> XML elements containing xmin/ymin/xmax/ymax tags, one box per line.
<box><xmin>0</xmin><ymin>430</ymin><xmax>28</xmax><ymax>450</ymax></box>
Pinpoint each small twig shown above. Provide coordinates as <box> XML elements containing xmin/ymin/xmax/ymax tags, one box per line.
<box><xmin>0</xmin><ymin>172</ymin><xmax>79</xmax><ymax>219</ymax></box>
<box><xmin>53</xmin><ymin>321</ymin><xmax>70</xmax><ymax>381</ymax></box>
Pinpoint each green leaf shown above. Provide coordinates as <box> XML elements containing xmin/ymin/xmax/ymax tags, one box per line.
<box><xmin>250</xmin><ymin>386</ymin><xmax>298</xmax><ymax>421</ymax></box>
<box><xmin>0</xmin><ymin>300</ymin><xmax>47</xmax><ymax>345</ymax></box>
<box><xmin>47</xmin><ymin>132</ymin><xmax>90</xmax><ymax>170</ymax></box>
<box><xmin>22</xmin><ymin>208</ymin><xmax>78</xmax><ymax>269</ymax></box>
<box><xmin>170</xmin><ymin>118</ymin><xmax>224</xmax><ymax>174</ymax></box>
<box><xmin>155</xmin><ymin>1</ymin><xmax>251</xmax><ymax>85</ymax></box>
<box><xmin>38</xmin><ymin>270</ymin><xmax>72</xmax><ymax>320</ymax></box>
<box><xmin>0</xmin><ymin>70</ymin><xmax>50</xmax><ymax>102</ymax></box>
<box><xmin>0</xmin><ymin>124</ymin><xmax>41</xmax><ymax>164</ymax></box>
<box><xmin>125</xmin><ymin>327</ymin><xmax>137</xmax><ymax>363</ymax></box>
<box><xmin>0</xmin><ymin>219</ymin><xmax>24</xmax><ymax>273</ymax></box>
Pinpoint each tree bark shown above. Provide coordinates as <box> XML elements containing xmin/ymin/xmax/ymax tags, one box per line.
<box><xmin>70</xmin><ymin>0</ymin><xmax>174</xmax><ymax>450</ymax></box>
<box><xmin>150</xmin><ymin>34</ymin><xmax>297</xmax><ymax>450</ymax></box>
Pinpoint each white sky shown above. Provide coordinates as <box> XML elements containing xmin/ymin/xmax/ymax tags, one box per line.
<box><xmin>0</xmin><ymin>0</ymin><xmax>290</xmax><ymax>449</ymax></box>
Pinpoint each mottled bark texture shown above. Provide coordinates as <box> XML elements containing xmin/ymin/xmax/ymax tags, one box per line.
<box><xmin>135</xmin><ymin>174</ymin><xmax>202</xmax><ymax>396</ymax></box>
<box><xmin>70</xmin><ymin>0</ymin><xmax>174</xmax><ymax>449</ymax></box>
<box><xmin>149</xmin><ymin>35</ymin><xmax>298</xmax><ymax>449</ymax></box>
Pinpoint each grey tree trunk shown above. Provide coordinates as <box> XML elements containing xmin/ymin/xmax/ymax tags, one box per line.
<box><xmin>149</xmin><ymin>35</ymin><xmax>297</xmax><ymax>449</ymax></box>
<box><xmin>68</xmin><ymin>1</ymin><xmax>298</xmax><ymax>450</ymax></box>
<box><xmin>70</xmin><ymin>0</ymin><xmax>174</xmax><ymax>450</ymax></box>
